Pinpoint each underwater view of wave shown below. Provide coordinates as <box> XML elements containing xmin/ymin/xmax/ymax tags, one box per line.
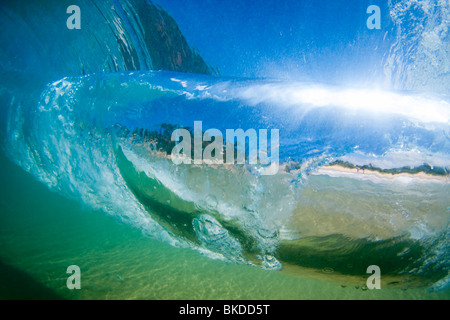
<box><xmin>0</xmin><ymin>0</ymin><xmax>449</xmax><ymax>299</ymax></box>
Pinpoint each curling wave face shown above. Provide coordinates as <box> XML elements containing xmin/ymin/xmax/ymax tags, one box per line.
<box><xmin>5</xmin><ymin>71</ymin><xmax>450</xmax><ymax>289</ymax></box>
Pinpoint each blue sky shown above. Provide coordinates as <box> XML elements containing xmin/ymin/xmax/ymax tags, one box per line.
<box><xmin>154</xmin><ymin>0</ymin><xmax>393</xmax><ymax>86</ymax></box>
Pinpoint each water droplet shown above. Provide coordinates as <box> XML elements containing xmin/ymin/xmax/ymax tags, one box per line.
<box><xmin>205</xmin><ymin>194</ymin><xmax>218</xmax><ymax>210</ymax></box>
<box><xmin>322</xmin><ymin>267</ymin><xmax>334</xmax><ymax>274</ymax></box>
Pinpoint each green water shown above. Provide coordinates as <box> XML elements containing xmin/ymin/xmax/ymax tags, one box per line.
<box><xmin>0</xmin><ymin>152</ymin><xmax>449</xmax><ymax>300</ymax></box>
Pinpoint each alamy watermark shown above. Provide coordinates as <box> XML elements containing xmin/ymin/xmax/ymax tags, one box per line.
<box><xmin>67</xmin><ymin>5</ymin><xmax>81</xmax><ymax>30</ymax></box>
<box><xmin>367</xmin><ymin>5</ymin><xmax>381</xmax><ymax>30</ymax></box>
<box><xmin>170</xmin><ymin>121</ymin><xmax>280</xmax><ymax>175</ymax></box>
<box><xmin>66</xmin><ymin>4</ymin><xmax>380</xmax><ymax>31</ymax></box>
<box><xmin>66</xmin><ymin>265</ymin><xmax>81</xmax><ymax>290</ymax></box>
<box><xmin>366</xmin><ymin>265</ymin><xmax>381</xmax><ymax>289</ymax></box>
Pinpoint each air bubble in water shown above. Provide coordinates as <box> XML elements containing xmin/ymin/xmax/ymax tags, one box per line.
<box><xmin>205</xmin><ymin>194</ymin><xmax>218</xmax><ymax>210</ymax></box>
<box><xmin>261</xmin><ymin>255</ymin><xmax>282</xmax><ymax>271</ymax></box>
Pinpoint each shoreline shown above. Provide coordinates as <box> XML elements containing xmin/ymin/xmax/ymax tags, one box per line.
<box><xmin>119</xmin><ymin>140</ymin><xmax>448</xmax><ymax>184</ymax></box>
<box><xmin>312</xmin><ymin>164</ymin><xmax>449</xmax><ymax>183</ymax></box>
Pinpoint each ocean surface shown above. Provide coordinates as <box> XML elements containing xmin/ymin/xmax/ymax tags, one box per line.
<box><xmin>0</xmin><ymin>0</ymin><xmax>449</xmax><ymax>300</ymax></box>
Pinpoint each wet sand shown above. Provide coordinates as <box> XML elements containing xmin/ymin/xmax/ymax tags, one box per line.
<box><xmin>312</xmin><ymin>165</ymin><xmax>449</xmax><ymax>184</ymax></box>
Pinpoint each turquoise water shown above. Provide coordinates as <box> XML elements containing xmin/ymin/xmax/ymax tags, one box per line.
<box><xmin>1</xmin><ymin>152</ymin><xmax>449</xmax><ymax>300</ymax></box>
